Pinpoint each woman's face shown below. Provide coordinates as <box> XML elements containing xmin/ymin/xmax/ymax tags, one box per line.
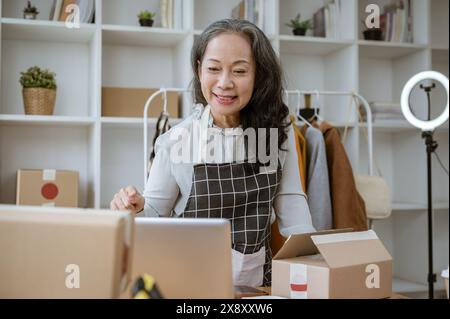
<box><xmin>198</xmin><ymin>33</ymin><xmax>255</xmax><ymax>118</ymax></box>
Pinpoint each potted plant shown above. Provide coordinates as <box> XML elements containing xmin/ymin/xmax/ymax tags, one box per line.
<box><xmin>286</xmin><ymin>14</ymin><xmax>312</xmax><ymax>36</ymax></box>
<box><xmin>23</xmin><ymin>1</ymin><xmax>39</xmax><ymax>20</ymax></box>
<box><xmin>361</xmin><ymin>20</ymin><xmax>383</xmax><ymax>41</ymax></box>
<box><xmin>20</xmin><ymin>66</ymin><xmax>57</xmax><ymax>115</ymax></box>
<box><xmin>138</xmin><ymin>10</ymin><xmax>156</xmax><ymax>27</ymax></box>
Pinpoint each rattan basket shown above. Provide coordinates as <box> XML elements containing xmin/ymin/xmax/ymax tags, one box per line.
<box><xmin>22</xmin><ymin>88</ymin><xmax>56</xmax><ymax>115</ymax></box>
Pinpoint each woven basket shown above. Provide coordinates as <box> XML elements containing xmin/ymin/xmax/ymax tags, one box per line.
<box><xmin>22</xmin><ymin>88</ymin><xmax>56</xmax><ymax>115</ymax></box>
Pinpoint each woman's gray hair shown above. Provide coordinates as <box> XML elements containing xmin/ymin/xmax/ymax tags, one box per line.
<box><xmin>190</xmin><ymin>19</ymin><xmax>290</xmax><ymax>156</ymax></box>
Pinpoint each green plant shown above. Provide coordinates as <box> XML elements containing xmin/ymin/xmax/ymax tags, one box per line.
<box><xmin>23</xmin><ymin>1</ymin><xmax>39</xmax><ymax>14</ymax></box>
<box><xmin>286</xmin><ymin>14</ymin><xmax>312</xmax><ymax>30</ymax></box>
<box><xmin>20</xmin><ymin>66</ymin><xmax>57</xmax><ymax>90</ymax></box>
<box><xmin>137</xmin><ymin>10</ymin><xmax>156</xmax><ymax>20</ymax></box>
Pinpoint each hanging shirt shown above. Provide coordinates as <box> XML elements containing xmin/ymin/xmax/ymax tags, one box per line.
<box><xmin>270</xmin><ymin>118</ymin><xmax>308</xmax><ymax>256</ymax></box>
<box><xmin>313</xmin><ymin>121</ymin><xmax>368</xmax><ymax>231</ymax></box>
<box><xmin>300</xmin><ymin>125</ymin><xmax>333</xmax><ymax>231</ymax></box>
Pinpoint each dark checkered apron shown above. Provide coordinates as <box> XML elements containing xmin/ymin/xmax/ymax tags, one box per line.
<box><xmin>181</xmin><ymin>162</ymin><xmax>282</xmax><ymax>286</ymax></box>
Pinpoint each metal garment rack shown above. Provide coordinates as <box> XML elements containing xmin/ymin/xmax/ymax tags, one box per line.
<box><xmin>285</xmin><ymin>89</ymin><xmax>374</xmax><ymax>177</ymax></box>
<box><xmin>143</xmin><ymin>88</ymin><xmax>192</xmax><ymax>187</ymax></box>
<box><xmin>143</xmin><ymin>89</ymin><xmax>374</xmax><ymax>187</ymax></box>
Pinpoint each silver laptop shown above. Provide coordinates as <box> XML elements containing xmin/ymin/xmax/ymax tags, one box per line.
<box><xmin>131</xmin><ymin>217</ymin><xmax>234</xmax><ymax>299</ymax></box>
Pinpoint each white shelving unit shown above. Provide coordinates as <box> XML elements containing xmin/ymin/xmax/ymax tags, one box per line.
<box><xmin>1</xmin><ymin>0</ymin><xmax>448</xmax><ymax>295</ymax></box>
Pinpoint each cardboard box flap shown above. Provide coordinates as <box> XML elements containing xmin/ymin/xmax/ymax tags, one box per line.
<box><xmin>311</xmin><ymin>230</ymin><xmax>392</xmax><ymax>269</ymax></box>
<box><xmin>273</xmin><ymin>229</ymin><xmax>352</xmax><ymax>260</ymax></box>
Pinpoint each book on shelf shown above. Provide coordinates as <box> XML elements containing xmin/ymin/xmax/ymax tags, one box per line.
<box><xmin>231</xmin><ymin>0</ymin><xmax>264</xmax><ymax>31</ymax></box>
<box><xmin>173</xmin><ymin>0</ymin><xmax>183</xmax><ymax>30</ymax></box>
<box><xmin>161</xmin><ymin>0</ymin><xmax>182</xmax><ymax>29</ymax></box>
<box><xmin>50</xmin><ymin>0</ymin><xmax>63</xmax><ymax>21</ymax></box>
<box><xmin>58</xmin><ymin>0</ymin><xmax>77</xmax><ymax>22</ymax></box>
<box><xmin>313</xmin><ymin>7</ymin><xmax>325</xmax><ymax>37</ymax></box>
<box><xmin>49</xmin><ymin>0</ymin><xmax>95</xmax><ymax>23</ymax></box>
<box><xmin>313</xmin><ymin>0</ymin><xmax>340</xmax><ymax>39</ymax></box>
<box><xmin>167</xmin><ymin>0</ymin><xmax>173</xmax><ymax>29</ymax></box>
<box><xmin>382</xmin><ymin>0</ymin><xmax>413</xmax><ymax>43</ymax></box>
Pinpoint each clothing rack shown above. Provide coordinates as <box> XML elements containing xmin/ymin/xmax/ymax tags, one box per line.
<box><xmin>285</xmin><ymin>90</ymin><xmax>374</xmax><ymax>177</ymax></box>
<box><xmin>143</xmin><ymin>89</ymin><xmax>374</xmax><ymax>187</ymax></box>
<box><xmin>143</xmin><ymin>88</ymin><xmax>192</xmax><ymax>186</ymax></box>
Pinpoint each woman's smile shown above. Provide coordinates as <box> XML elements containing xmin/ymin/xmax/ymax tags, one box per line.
<box><xmin>213</xmin><ymin>93</ymin><xmax>238</xmax><ymax>106</ymax></box>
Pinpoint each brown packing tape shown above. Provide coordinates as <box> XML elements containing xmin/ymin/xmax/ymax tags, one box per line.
<box><xmin>102</xmin><ymin>87</ymin><xmax>180</xmax><ymax>118</ymax></box>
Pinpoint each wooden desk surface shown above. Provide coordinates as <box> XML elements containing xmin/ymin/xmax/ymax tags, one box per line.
<box><xmin>239</xmin><ymin>287</ymin><xmax>409</xmax><ymax>299</ymax></box>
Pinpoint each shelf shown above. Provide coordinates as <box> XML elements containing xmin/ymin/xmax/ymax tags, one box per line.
<box><xmin>431</xmin><ymin>45</ymin><xmax>449</xmax><ymax>51</ymax></box>
<box><xmin>358</xmin><ymin>40</ymin><xmax>426</xmax><ymax>59</ymax></box>
<box><xmin>101</xmin><ymin>117</ymin><xmax>183</xmax><ymax>128</ymax></box>
<box><xmin>0</xmin><ymin>114</ymin><xmax>96</xmax><ymax>127</ymax></box>
<box><xmin>392</xmin><ymin>202</ymin><xmax>449</xmax><ymax>212</ymax></box>
<box><xmin>102</xmin><ymin>24</ymin><xmax>188</xmax><ymax>47</ymax></box>
<box><xmin>1</xmin><ymin>18</ymin><xmax>96</xmax><ymax>44</ymax></box>
<box><xmin>279</xmin><ymin>35</ymin><xmax>353</xmax><ymax>56</ymax></box>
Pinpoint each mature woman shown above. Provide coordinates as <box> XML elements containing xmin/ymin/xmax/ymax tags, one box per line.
<box><xmin>110</xmin><ymin>19</ymin><xmax>315</xmax><ymax>287</ymax></box>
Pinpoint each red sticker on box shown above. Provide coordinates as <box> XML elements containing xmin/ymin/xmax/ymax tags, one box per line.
<box><xmin>41</xmin><ymin>183</ymin><xmax>59</xmax><ymax>200</ymax></box>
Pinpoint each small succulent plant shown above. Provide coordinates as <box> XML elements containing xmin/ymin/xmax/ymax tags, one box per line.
<box><xmin>286</xmin><ymin>14</ymin><xmax>312</xmax><ymax>30</ymax></box>
<box><xmin>20</xmin><ymin>66</ymin><xmax>57</xmax><ymax>90</ymax></box>
<box><xmin>138</xmin><ymin>10</ymin><xmax>156</xmax><ymax>20</ymax></box>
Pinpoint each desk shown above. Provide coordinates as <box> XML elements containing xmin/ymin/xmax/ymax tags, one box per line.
<box><xmin>237</xmin><ymin>287</ymin><xmax>409</xmax><ymax>299</ymax></box>
<box><xmin>121</xmin><ymin>284</ymin><xmax>408</xmax><ymax>299</ymax></box>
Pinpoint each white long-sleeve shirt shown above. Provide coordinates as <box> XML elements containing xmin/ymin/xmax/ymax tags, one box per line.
<box><xmin>142</xmin><ymin>104</ymin><xmax>315</xmax><ymax>237</ymax></box>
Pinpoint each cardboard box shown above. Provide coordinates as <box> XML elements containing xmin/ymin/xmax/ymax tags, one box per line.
<box><xmin>0</xmin><ymin>205</ymin><xmax>134</xmax><ymax>298</ymax></box>
<box><xmin>272</xmin><ymin>229</ymin><xmax>392</xmax><ymax>299</ymax></box>
<box><xmin>16</xmin><ymin>169</ymin><xmax>79</xmax><ymax>207</ymax></box>
<box><xmin>102</xmin><ymin>87</ymin><xmax>180</xmax><ymax>118</ymax></box>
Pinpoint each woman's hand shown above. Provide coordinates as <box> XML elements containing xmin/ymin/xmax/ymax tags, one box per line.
<box><xmin>110</xmin><ymin>186</ymin><xmax>145</xmax><ymax>215</ymax></box>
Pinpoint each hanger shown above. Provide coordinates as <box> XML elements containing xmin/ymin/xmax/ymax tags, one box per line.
<box><xmin>313</xmin><ymin>90</ymin><xmax>324</xmax><ymax>124</ymax></box>
<box><xmin>299</xmin><ymin>93</ymin><xmax>315</xmax><ymax>122</ymax></box>
<box><xmin>161</xmin><ymin>88</ymin><xmax>169</xmax><ymax>116</ymax></box>
<box><xmin>296</xmin><ymin>90</ymin><xmax>313</xmax><ymax>128</ymax></box>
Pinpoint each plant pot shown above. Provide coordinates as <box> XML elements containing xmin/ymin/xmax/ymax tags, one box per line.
<box><xmin>293</xmin><ymin>28</ymin><xmax>307</xmax><ymax>36</ymax></box>
<box><xmin>23</xmin><ymin>12</ymin><xmax>38</xmax><ymax>20</ymax></box>
<box><xmin>139</xmin><ymin>19</ymin><xmax>154</xmax><ymax>27</ymax></box>
<box><xmin>22</xmin><ymin>88</ymin><xmax>56</xmax><ymax>115</ymax></box>
<box><xmin>363</xmin><ymin>28</ymin><xmax>383</xmax><ymax>41</ymax></box>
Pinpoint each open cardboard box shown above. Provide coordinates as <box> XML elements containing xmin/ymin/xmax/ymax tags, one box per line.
<box><xmin>272</xmin><ymin>229</ymin><xmax>392</xmax><ymax>299</ymax></box>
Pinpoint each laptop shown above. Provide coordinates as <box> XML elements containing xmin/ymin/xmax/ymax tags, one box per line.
<box><xmin>0</xmin><ymin>205</ymin><xmax>133</xmax><ymax>299</ymax></box>
<box><xmin>130</xmin><ymin>217</ymin><xmax>234</xmax><ymax>299</ymax></box>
